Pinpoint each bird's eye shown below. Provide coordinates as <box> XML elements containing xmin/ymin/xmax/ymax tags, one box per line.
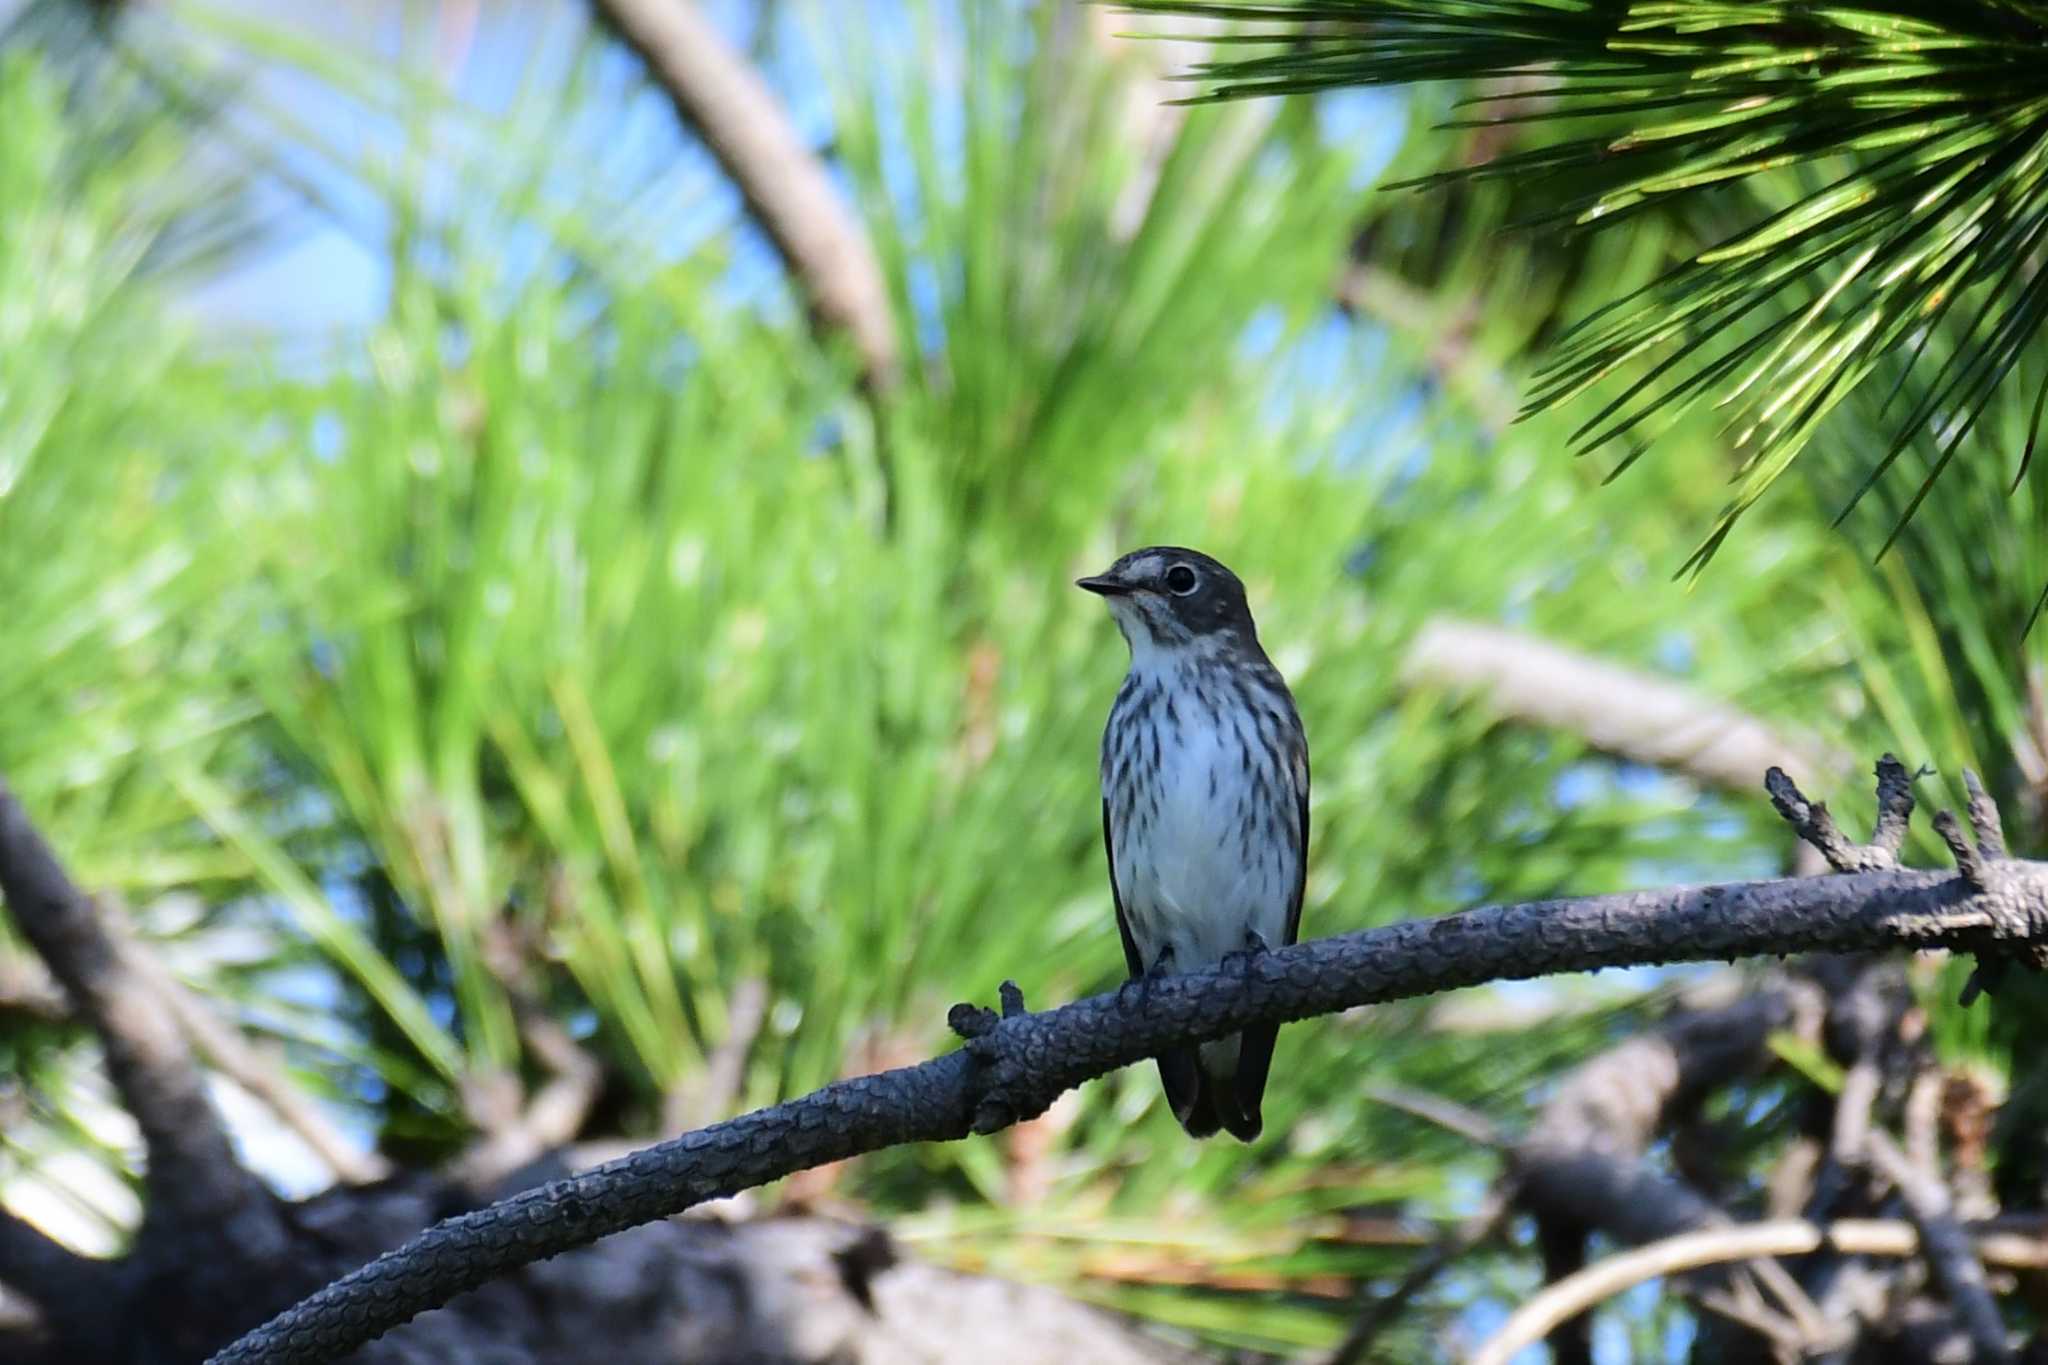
<box><xmin>1164</xmin><ymin>564</ymin><xmax>1199</xmax><ymax>595</ymax></box>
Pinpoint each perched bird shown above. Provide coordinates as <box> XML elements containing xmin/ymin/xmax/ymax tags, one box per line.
<box><xmin>1079</xmin><ymin>547</ymin><xmax>1308</xmax><ymax>1141</ymax></box>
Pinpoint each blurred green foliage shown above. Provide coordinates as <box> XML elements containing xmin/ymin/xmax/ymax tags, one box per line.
<box><xmin>3</xmin><ymin>0</ymin><xmax>2047</xmax><ymax>1354</ymax></box>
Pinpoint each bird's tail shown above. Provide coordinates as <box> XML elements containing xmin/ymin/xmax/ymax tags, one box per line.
<box><xmin>1161</xmin><ymin>1032</ymin><xmax>1270</xmax><ymax>1143</ymax></box>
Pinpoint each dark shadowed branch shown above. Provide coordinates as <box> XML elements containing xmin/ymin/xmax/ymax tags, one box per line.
<box><xmin>1512</xmin><ymin>986</ymin><xmax>1807</xmax><ymax>1360</ymax></box>
<box><xmin>0</xmin><ymin>782</ymin><xmax>308</xmax><ymax>1360</ymax></box>
<box><xmin>0</xmin><ymin>1207</ymin><xmax>115</xmax><ymax>1355</ymax></box>
<box><xmin>0</xmin><ymin>784</ymin><xmax>289</xmax><ymax>1262</ymax></box>
<box><xmin>201</xmin><ymin>760</ymin><xmax>2048</xmax><ymax>1365</ymax></box>
<box><xmin>1865</xmin><ymin>1130</ymin><xmax>2014</xmax><ymax>1363</ymax></box>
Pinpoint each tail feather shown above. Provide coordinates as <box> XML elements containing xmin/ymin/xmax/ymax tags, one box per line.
<box><xmin>1157</xmin><ymin>1047</ymin><xmax>1219</xmax><ymax>1138</ymax></box>
<box><xmin>1230</xmin><ymin>1021</ymin><xmax>1280</xmax><ymax>1141</ymax></box>
<box><xmin>1158</xmin><ymin>1032</ymin><xmax>1271</xmax><ymax>1143</ymax></box>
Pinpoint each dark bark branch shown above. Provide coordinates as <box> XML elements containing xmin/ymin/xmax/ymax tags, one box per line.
<box><xmin>209</xmin><ymin>837</ymin><xmax>2048</xmax><ymax>1365</ymax></box>
<box><xmin>0</xmin><ymin>1208</ymin><xmax>91</xmax><ymax>1302</ymax></box>
<box><xmin>0</xmin><ymin>783</ymin><xmax>288</xmax><ymax>1264</ymax></box>
<box><xmin>1516</xmin><ymin>991</ymin><xmax>1794</xmax><ymax>1246</ymax></box>
<box><xmin>1966</xmin><ymin>770</ymin><xmax>2009</xmax><ymax>861</ymax></box>
<box><xmin>1510</xmin><ymin>988</ymin><xmax>1807</xmax><ymax>1359</ymax></box>
<box><xmin>1866</xmin><ymin>1131</ymin><xmax>2014</xmax><ymax>1363</ymax></box>
<box><xmin>1534</xmin><ymin>1214</ymin><xmax>1593</xmax><ymax>1365</ymax></box>
<box><xmin>1766</xmin><ymin>759</ymin><xmax>1910</xmax><ymax>874</ymax></box>
<box><xmin>593</xmin><ymin>0</ymin><xmax>899</xmax><ymax>391</ymax></box>
<box><xmin>0</xmin><ymin>1207</ymin><xmax>115</xmax><ymax>1353</ymax></box>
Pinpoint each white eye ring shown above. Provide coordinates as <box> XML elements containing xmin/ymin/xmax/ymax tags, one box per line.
<box><xmin>1165</xmin><ymin>564</ymin><xmax>1199</xmax><ymax>595</ymax></box>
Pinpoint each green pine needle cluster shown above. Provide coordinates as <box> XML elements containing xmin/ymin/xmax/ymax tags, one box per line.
<box><xmin>1131</xmin><ymin>1</ymin><xmax>2048</xmax><ymax>568</ymax></box>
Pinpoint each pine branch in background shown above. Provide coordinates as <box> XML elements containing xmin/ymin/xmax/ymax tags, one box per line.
<box><xmin>1127</xmin><ymin>1</ymin><xmax>2048</xmax><ymax>565</ymax></box>
<box><xmin>592</xmin><ymin>0</ymin><xmax>900</xmax><ymax>392</ymax></box>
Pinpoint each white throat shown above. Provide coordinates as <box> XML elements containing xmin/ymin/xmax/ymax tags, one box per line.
<box><xmin>1111</xmin><ymin>604</ymin><xmax>1226</xmax><ymax>679</ymax></box>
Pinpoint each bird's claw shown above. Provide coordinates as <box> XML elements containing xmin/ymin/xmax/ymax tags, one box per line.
<box><xmin>951</xmin><ymin>981</ymin><xmax>1031</xmax><ymax>1037</ymax></box>
<box><xmin>1119</xmin><ymin>948</ymin><xmax>1182</xmax><ymax>1012</ymax></box>
<box><xmin>1220</xmin><ymin>930</ymin><xmax>1272</xmax><ymax>978</ymax></box>
<box><xmin>948</xmin><ymin>1001</ymin><xmax>998</xmax><ymax>1040</ymax></box>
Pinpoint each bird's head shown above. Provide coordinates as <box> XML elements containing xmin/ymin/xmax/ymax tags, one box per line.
<box><xmin>1077</xmin><ymin>546</ymin><xmax>1257</xmax><ymax>656</ymax></box>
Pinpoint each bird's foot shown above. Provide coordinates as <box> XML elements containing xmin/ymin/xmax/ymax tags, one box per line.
<box><xmin>948</xmin><ymin>980</ymin><xmax>1031</xmax><ymax>1041</ymax></box>
<box><xmin>1118</xmin><ymin>948</ymin><xmax>1179</xmax><ymax>1012</ymax></box>
<box><xmin>945</xmin><ymin>981</ymin><xmax>1054</xmax><ymax>1134</ymax></box>
<box><xmin>1220</xmin><ymin>930</ymin><xmax>1271</xmax><ymax>979</ymax></box>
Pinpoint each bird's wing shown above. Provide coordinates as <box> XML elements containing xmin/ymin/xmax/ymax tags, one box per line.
<box><xmin>1229</xmin><ymin>713</ymin><xmax>1309</xmax><ymax>1143</ymax></box>
<box><xmin>1103</xmin><ymin>799</ymin><xmax>1145</xmax><ymax>979</ymax></box>
<box><xmin>1108</xmin><ymin>798</ymin><xmax>1207</xmax><ymax>1134</ymax></box>
<box><xmin>1283</xmin><ymin>722</ymin><xmax>1310</xmax><ymax>947</ymax></box>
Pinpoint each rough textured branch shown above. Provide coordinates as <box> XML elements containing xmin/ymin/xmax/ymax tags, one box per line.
<box><xmin>211</xmin><ymin>838</ymin><xmax>2048</xmax><ymax>1365</ymax></box>
<box><xmin>1765</xmin><ymin>755</ymin><xmax>1915</xmax><ymax>873</ymax></box>
<box><xmin>594</xmin><ymin>0</ymin><xmax>899</xmax><ymax>390</ymax></box>
<box><xmin>1965</xmin><ymin>770</ymin><xmax>2009</xmax><ymax>860</ymax></box>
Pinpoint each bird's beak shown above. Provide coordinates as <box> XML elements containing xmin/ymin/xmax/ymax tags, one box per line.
<box><xmin>1076</xmin><ymin>573</ymin><xmax>1132</xmax><ymax>597</ymax></box>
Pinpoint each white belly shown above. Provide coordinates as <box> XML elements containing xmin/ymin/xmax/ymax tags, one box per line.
<box><xmin>1108</xmin><ymin>702</ymin><xmax>1294</xmax><ymax>974</ymax></box>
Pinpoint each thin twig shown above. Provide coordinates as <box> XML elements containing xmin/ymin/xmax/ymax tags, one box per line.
<box><xmin>1364</xmin><ymin>1084</ymin><xmax>1504</xmax><ymax>1149</ymax></box>
<box><xmin>459</xmin><ymin>924</ymin><xmax>607</xmax><ymax>1186</ymax></box>
<box><xmin>1869</xmin><ymin>755</ymin><xmax>1919</xmax><ymax>859</ymax></box>
<box><xmin>1935</xmin><ymin>810</ymin><xmax>1989</xmax><ymax>889</ymax></box>
<box><xmin>1692</xmin><ymin>1282</ymin><xmax>1806</xmax><ymax>1354</ymax></box>
<box><xmin>1469</xmin><ymin>1218</ymin><xmax>2043</xmax><ymax>1365</ymax></box>
<box><xmin>1748</xmin><ymin>1255</ymin><xmax>1834</xmax><ymax>1350</ymax></box>
<box><xmin>1832</xmin><ymin>1059</ymin><xmax>1883</xmax><ymax>1171</ymax></box>
<box><xmin>1964</xmin><ymin>771</ymin><xmax>2008</xmax><ymax>861</ymax></box>
<box><xmin>1904</xmin><ymin>1067</ymin><xmax>1943</xmax><ymax>1182</ymax></box>
<box><xmin>666</xmin><ymin>976</ymin><xmax>769</xmax><ymax>1135</ymax></box>
<box><xmin>1323</xmin><ymin>1191</ymin><xmax>1510</xmax><ymax>1365</ymax></box>
<box><xmin>1766</xmin><ymin>768</ymin><xmax>1889</xmax><ymax>873</ymax></box>
<box><xmin>124</xmin><ymin>931</ymin><xmax>389</xmax><ymax>1185</ymax></box>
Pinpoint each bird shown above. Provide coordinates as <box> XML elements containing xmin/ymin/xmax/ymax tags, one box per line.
<box><xmin>1078</xmin><ymin>546</ymin><xmax>1308</xmax><ymax>1141</ymax></box>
